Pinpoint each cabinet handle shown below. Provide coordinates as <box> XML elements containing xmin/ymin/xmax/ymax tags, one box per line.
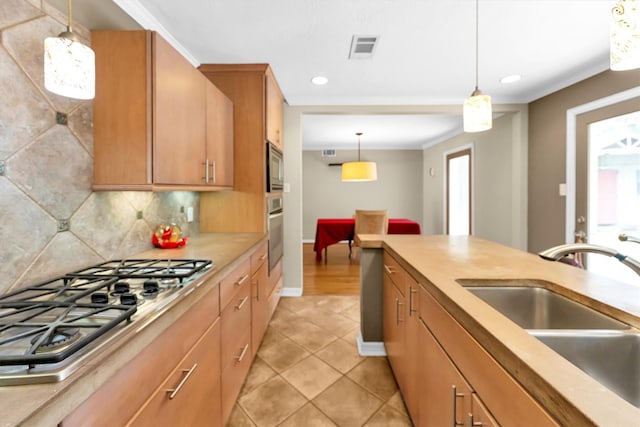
<box><xmin>384</xmin><ymin>265</ymin><xmax>395</xmax><ymax>274</ymax></box>
<box><xmin>409</xmin><ymin>287</ymin><xmax>418</xmax><ymax>315</ymax></box>
<box><xmin>235</xmin><ymin>343</ymin><xmax>249</xmax><ymax>363</ymax></box>
<box><xmin>468</xmin><ymin>413</ymin><xmax>483</xmax><ymax>426</ymax></box>
<box><xmin>235</xmin><ymin>296</ymin><xmax>249</xmax><ymax>310</ymax></box>
<box><xmin>395</xmin><ymin>299</ymin><xmax>404</xmax><ymax>326</ymax></box>
<box><xmin>165</xmin><ymin>363</ymin><xmax>198</xmax><ymax>400</ymax></box>
<box><xmin>211</xmin><ymin>160</ymin><xmax>216</xmax><ymax>185</ymax></box>
<box><xmin>260</xmin><ymin>253</ymin><xmax>268</xmax><ymax>261</ymax></box>
<box><xmin>253</xmin><ymin>279</ymin><xmax>260</xmax><ymax>300</ymax></box>
<box><xmin>451</xmin><ymin>385</ymin><xmax>465</xmax><ymax>426</ymax></box>
<box><xmin>203</xmin><ymin>159</ymin><xmax>209</xmax><ymax>183</ymax></box>
<box><xmin>235</xmin><ymin>274</ymin><xmax>249</xmax><ymax>286</ymax></box>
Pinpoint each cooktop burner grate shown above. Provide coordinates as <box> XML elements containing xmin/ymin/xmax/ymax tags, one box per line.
<box><xmin>66</xmin><ymin>259</ymin><xmax>213</xmax><ymax>281</ymax></box>
<box><xmin>0</xmin><ymin>276</ymin><xmax>118</xmax><ymax>303</ymax></box>
<box><xmin>0</xmin><ymin>301</ymin><xmax>137</xmax><ymax>366</ymax></box>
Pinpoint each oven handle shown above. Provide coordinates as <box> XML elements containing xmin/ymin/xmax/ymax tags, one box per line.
<box><xmin>269</xmin><ymin>211</ymin><xmax>283</xmax><ymax>219</ymax></box>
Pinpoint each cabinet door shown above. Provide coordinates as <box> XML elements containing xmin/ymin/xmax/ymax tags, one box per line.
<box><xmin>205</xmin><ymin>80</ymin><xmax>234</xmax><ymax>187</ymax></box>
<box><xmin>418</xmin><ymin>319</ymin><xmax>472</xmax><ymax>427</ymax></box>
<box><xmin>404</xmin><ymin>277</ymin><xmax>420</xmax><ymax>423</ymax></box>
<box><xmin>382</xmin><ymin>271</ymin><xmax>405</xmax><ymax>387</ymax></box>
<box><xmin>152</xmin><ymin>33</ymin><xmax>206</xmax><ymax>185</ymax></box>
<box><xmin>127</xmin><ymin>319</ymin><xmax>221</xmax><ymax>427</ymax></box>
<box><xmin>251</xmin><ymin>260</ymin><xmax>269</xmax><ymax>357</ymax></box>
<box><xmin>265</xmin><ymin>71</ymin><xmax>283</xmax><ymax>148</ymax></box>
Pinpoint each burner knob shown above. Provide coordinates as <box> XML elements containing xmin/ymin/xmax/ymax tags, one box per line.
<box><xmin>91</xmin><ymin>292</ymin><xmax>109</xmax><ymax>304</ymax></box>
<box><xmin>143</xmin><ymin>280</ymin><xmax>160</xmax><ymax>294</ymax></box>
<box><xmin>120</xmin><ymin>292</ymin><xmax>138</xmax><ymax>306</ymax></box>
<box><xmin>114</xmin><ymin>281</ymin><xmax>130</xmax><ymax>294</ymax></box>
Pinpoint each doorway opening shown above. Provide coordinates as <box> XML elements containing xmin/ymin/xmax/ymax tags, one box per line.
<box><xmin>446</xmin><ymin>147</ymin><xmax>473</xmax><ymax>235</ymax></box>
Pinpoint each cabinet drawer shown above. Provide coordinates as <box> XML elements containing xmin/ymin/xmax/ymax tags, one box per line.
<box><xmin>127</xmin><ymin>319</ymin><xmax>221</xmax><ymax>427</ymax></box>
<box><xmin>221</xmin><ymin>328</ymin><xmax>252</xmax><ymax>424</ymax></box>
<box><xmin>221</xmin><ymin>281</ymin><xmax>252</xmax><ymax>370</ymax></box>
<box><xmin>220</xmin><ymin>258</ymin><xmax>251</xmax><ymax>309</ymax></box>
<box><xmin>420</xmin><ymin>288</ymin><xmax>558</xmax><ymax>426</ymax></box>
<box><xmin>383</xmin><ymin>252</ymin><xmax>405</xmax><ymax>295</ymax></box>
<box><xmin>63</xmin><ymin>284</ymin><xmax>219</xmax><ymax>427</ymax></box>
<box><xmin>250</xmin><ymin>240</ymin><xmax>268</xmax><ymax>276</ymax></box>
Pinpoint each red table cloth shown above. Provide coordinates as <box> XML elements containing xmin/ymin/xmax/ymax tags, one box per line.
<box><xmin>313</xmin><ymin>218</ymin><xmax>421</xmax><ymax>261</ymax></box>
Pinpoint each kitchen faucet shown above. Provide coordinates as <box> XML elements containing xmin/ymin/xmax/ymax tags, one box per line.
<box><xmin>538</xmin><ymin>235</ymin><xmax>640</xmax><ymax>277</ymax></box>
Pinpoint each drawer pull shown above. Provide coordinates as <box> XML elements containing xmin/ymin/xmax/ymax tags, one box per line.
<box><xmin>166</xmin><ymin>363</ymin><xmax>197</xmax><ymax>400</ymax></box>
<box><xmin>235</xmin><ymin>296</ymin><xmax>249</xmax><ymax>310</ymax></box>
<box><xmin>409</xmin><ymin>287</ymin><xmax>418</xmax><ymax>315</ymax></box>
<box><xmin>451</xmin><ymin>385</ymin><xmax>465</xmax><ymax>426</ymax></box>
<box><xmin>384</xmin><ymin>265</ymin><xmax>395</xmax><ymax>274</ymax></box>
<box><xmin>235</xmin><ymin>274</ymin><xmax>249</xmax><ymax>286</ymax></box>
<box><xmin>468</xmin><ymin>413</ymin><xmax>483</xmax><ymax>426</ymax></box>
<box><xmin>235</xmin><ymin>344</ymin><xmax>249</xmax><ymax>363</ymax></box>
<box><xmin>260</xmin><ymin>253</ymin><xmax>268</xmax><ymax>261</ymax></box>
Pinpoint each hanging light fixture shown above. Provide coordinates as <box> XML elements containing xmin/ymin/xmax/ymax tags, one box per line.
<box><xmin>610</xmin><ymin>0</ymin><xmax>640</xmax><ymax>71</ymax></box>
<box><xmin>463</xmin><ymin>0</ymin><xmax>492</xmax><ymax>133</ymax></box>
<box><xmin>341</xmin><ymin>132</ymin><xmax>378</xmax><ymax>182</ymax></box>
<box><xmin>44</xmin><ymin>0</ymin><xmax>95</xmax><ymax>99</ymax></box>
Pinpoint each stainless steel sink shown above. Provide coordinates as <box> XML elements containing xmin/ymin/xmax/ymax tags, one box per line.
<box><xmin>531</xmin><ymin>330</ymin><xmax>640</xmax><ymax>408</ymax></box>
<box><xmin>459</xmin><ymin>281</ymin><xmax>629</xmax><ymax>330</ymax></box>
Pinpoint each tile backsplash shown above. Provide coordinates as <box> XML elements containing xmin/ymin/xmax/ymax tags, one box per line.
<box><xmin>0</xmin><ymin>0</ymin><xmax>200</xmax><ymax>294</ymax></box>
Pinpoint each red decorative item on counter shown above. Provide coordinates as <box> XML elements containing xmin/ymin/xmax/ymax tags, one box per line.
<box><xmin>152</xmin><ymin>224</ymin><xmax>187</xmax><ymax>249</ymax></box>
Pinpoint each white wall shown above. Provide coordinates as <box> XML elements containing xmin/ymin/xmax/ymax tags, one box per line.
<box><xmin>422</xmin><ymin>114</ymin><xmax>521</xmax><ymax>247</ymax></box>
<box><xmin>302</xmin><ymin>149</ymin><xmax>423</xmax><ymax>240</ymax></box>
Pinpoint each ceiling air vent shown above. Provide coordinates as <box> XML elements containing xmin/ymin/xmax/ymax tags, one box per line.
<box><xmin>322</xmin><ymin>149</ymin><xmax>336</xmax><ymax>157</ymax></box>
<box><xmin>349</xmin><ymin>35</ymin><xmax>379</xmax><ymax>59</ymax></box>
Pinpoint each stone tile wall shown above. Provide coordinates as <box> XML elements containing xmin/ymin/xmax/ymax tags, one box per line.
<box><xmin>0</xmin><ymin>0</ymin><xmax>200</xmax><ymax>293</ymax></box>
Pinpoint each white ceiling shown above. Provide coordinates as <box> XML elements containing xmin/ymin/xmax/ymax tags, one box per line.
<box><xmin>52</xmin><ymin>0</ymin><xmax>621</xmax><ymax>149</ymax></box>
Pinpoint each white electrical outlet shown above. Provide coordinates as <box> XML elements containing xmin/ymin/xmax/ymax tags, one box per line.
<box><xmin>187</xmin><ymin>206</ymin><xmax>194</xmax><ymax>222</ymax></box>
<box><xmin>284</xmin><ymin>183</ymin><xmax>291</xmax><ymax>193</ymax></box>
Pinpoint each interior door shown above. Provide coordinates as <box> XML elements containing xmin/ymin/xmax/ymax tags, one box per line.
<box><xmin>575</xmin><ymin>98</ymin><xmax>640</xmax><ymax>283</ymax></box>
<box><xmin>446</xmin><ymin>148</ymin><xmax>472</xmax><ymax>235</ymax></box>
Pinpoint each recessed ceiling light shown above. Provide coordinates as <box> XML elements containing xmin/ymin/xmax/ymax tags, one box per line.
<box><xmin>311</xmin><ymin>76</ymin><xmax>328</xmax><ymax>85</ymax></box>
<box><xmin>500</xmin><ymin>74</ymin><xmax>521</xmax><ymax>84</ymax></box>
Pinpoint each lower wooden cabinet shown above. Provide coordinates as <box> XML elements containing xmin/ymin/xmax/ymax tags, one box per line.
<box><xmin>382</xmin><ymin>254</ymin><xmax>406</xmax><ymax>389</ymax></box>
<box><xmin>127</xmin><ymin>319</ymin><xmax>221</xmax><ymax>427</ymax></box>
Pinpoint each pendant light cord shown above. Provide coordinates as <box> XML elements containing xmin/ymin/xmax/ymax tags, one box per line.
<box><xmin>474</xmin><ymin>0</ymin><xmax>479</xmax><ymax>91</ymax></box>
<box><xmin>356</xmin><ymin>132</ymin><xmax>363</xmax><ymax>161</ymax></box>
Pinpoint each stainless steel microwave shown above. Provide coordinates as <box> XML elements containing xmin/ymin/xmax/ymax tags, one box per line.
<box><xmin>266</xmin><ymin>142</ymin><xmax>283</xmax><ymax>192</ymax></box>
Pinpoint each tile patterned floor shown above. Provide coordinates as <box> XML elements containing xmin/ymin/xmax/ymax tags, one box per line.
<box><xmin>227</xmin><ymin>296</ymin><xmax>412</xmax><ymax>427</ymax></box>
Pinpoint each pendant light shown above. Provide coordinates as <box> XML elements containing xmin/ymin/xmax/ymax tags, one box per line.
<box><xmin>44</xmin><ymin>0</ymin><xmax>95</xmax><ymax>100</ymax></box>
<box><xmin>463</xmin><ymin>0</ymin><xmax>492</xmax><ymax>133</ymax></box>
<box><xmin>341</xmin><ymin>132</ymin><xmax>378</xmax><ymax>182</ymax></box>
<box><xmin>610</xmin><ymin>0</ymin><xmax>640</xmax><ymax>71</ymax></box>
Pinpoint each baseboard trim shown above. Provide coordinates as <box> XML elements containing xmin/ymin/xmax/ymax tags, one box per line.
<box><xmin>357</xmin><ymin>332</ymin><xmax>387</xmax><ymax>356</ymax></box>
<box><xmin>281</xmin><ymin>287</ymin><xmax>303</xmax><ymax>297</ymax></box>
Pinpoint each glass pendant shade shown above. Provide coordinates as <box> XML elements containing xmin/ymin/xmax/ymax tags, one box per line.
<box><xmin>44</xmin><ymin>35</ymin><xmax>95</xmax><ymax>99</ymax></box>
<box><xmin>463</xmin><ymin>90</ymin><xmax>492</xmax><ymax>133</ymax></box>
<box><xmin>341</xmin><ymin>161</ymin><xmax>378</xmax><ymax>182</ymax></box>
<box><xmin>610</xmin><ymin>0</ymin><xmax>640</xmax><ymax>71</ymax></box>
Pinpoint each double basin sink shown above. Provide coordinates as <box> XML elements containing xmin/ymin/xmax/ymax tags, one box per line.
<box><xmin>458</xmin><ymin>279</ymin><xmax>640</xmax><ymax>408</ymax></box>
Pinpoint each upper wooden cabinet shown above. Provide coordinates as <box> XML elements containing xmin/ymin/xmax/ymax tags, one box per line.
<box><xmin>198</xmin><ymin>64</ymin><xmax>285</xmax><ymax>233</ymax></box>
<box><xmin>206</xmin><ymin>81</ymin><xmax>234</xmax><ymax>187</ymax></box>
<box><xmin>91</xmin><ymin>30</ymin><xmax>233</xmax><ymax>191</ymax></box>
<box><xmin>265</xmin><ymin>70</ymin><xmax>284</xmax><ymax>149</ymax></box>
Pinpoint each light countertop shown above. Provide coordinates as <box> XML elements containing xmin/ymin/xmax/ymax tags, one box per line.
<box><xmin>1</xmin><ymin>233</ymin><xmax>265</xmax><ymax>427</ymax></box>
<box><xmin>360</xmin><ymin>234</ymin><xmax>640</xmax><ymax>426</ymax></box>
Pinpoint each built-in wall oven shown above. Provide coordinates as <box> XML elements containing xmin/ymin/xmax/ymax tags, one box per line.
<box><xmin>268</xmin><ymin>195</ymin><xmax>283</xmax><ymax>272</ymax></box>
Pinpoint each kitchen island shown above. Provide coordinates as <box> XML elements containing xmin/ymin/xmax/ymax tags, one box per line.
<box><xmin>0</xmin><ymin>233</ymin><xmax>268</xmax><ymax>427</ymax></box>
<box><xmin>358</xmin><ymin>234</ymin><xmax>640</xmax><ymax>426</ymax></box>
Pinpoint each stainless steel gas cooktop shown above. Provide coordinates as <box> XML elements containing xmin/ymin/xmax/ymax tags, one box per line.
<box><xmin>0</xmin><ymin>259</ymin><xmax>213</xmax><ymax>386</ymax></box>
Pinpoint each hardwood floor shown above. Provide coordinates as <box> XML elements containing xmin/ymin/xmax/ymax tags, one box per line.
<box><xmin>303</xmin><ymin>243</ymin><xmax>360</xmax><ymax>296</ymax></box>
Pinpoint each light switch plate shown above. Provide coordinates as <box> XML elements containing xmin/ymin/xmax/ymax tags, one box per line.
<box><xmin>187</xmin><ymin>206</ymin><xmax>194</xmax><ymax>222</ymax></box>
<box><xmin>284</xmin><ymin>183</ymin><xmax>291</xmax><ymax>193</ymax></box>
<box><xmin>559</xmin><ymin>183</ymin><xmax>567</xmax><ymax>196</ymax></box>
